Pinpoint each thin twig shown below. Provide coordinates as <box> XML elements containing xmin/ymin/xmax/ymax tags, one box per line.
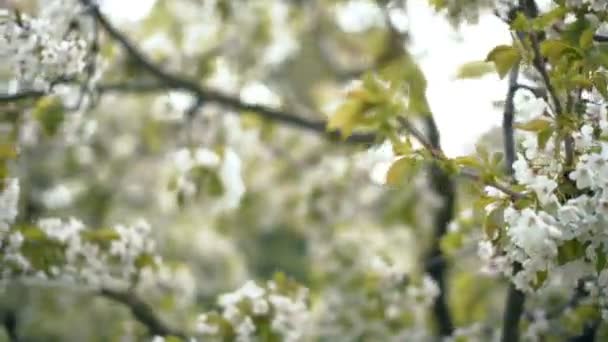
<box><xmin>398</xmin><ymin>117</ymin><xmax>525</xmax><ymax>200</ymax></box>
<box><xmin>527</xmin><ymin>25</ymin><xmax>574</xmax><ymax>166</ymax></box>
<box><xmin>504</xmin><ymin>64</ymin><xmax>520</xmax><ymax>176</ymax></box>
<box><xmin>423</xmin><ymin>115</ymin><xmax>455</xmax><ymax>337</ymax></box>
<box><xmin>0</xmin><ymin>91</ymin><xmax>45</xmax><ymax>102</ymax></box>
<box><xmin>100</xmin><ymin>288</ymin><xmax>187</xmax><ymax>339</ymax></box>
<box><xmin>79</xmin><ymin>0</ymin><xmax>373</xmax><ymax>144</ymax></box>
<box><xmin>501</xmin><ymin>276</ymin><xmax>526</xmax><ymax>342</ymax></box>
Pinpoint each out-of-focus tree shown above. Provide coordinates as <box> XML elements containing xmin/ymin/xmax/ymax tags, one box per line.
<box><xmin>2</xmin><ymin>0</ymin><xmax>608</xmax><ymax>341</ymax></box>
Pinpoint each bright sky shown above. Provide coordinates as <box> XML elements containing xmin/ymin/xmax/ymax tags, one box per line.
<box><xmin>101</xmin><ymin>0</ymin><xmax>512</xmax><ymax>157</ymax></box>
<box><xmin>407</xmin><ymin>2</ymin><xmax>511</xmax><ymax>157</ymax></box>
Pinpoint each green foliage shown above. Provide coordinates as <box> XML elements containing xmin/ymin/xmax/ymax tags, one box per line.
<box><xmin>557</xmin><ymin>239</ymin><xmax>587</xmax><ymax>265</ymax></box>
<box><xmin>561</xmin><ymin>305</ymin><xmax>601</xmax><ymax>336</ymax></box>
<box><xmin>386</xmin><ymin>157</ymin><xmax>421</xmax><ymax>186</ymax></box>
<box><xmin>8</xmin><ymin>0</ymin><xmax>608</xmax><ymax>340</ymax></box>
<box><xmin>483</xmin><ymin>204</ymin><xmax>505</xmax><ymax>241</ymax></box>
<box><xmin>440</xmin><ymin>231</ymin><xmax>463</xmax><ymax>255</ymax></box>
<box><xmin>33</xmin><ymin>97</ymin><xmax>65</xmax><ymax>137</ymax></box>
<box><xmin>485</xmin><ymin>45</ymin><xmax>520</xmax><ymax>79</ymax></box>
<box><xmin>514</xmin><ymin>118</ymin><xmax>552</xmax><ymax>132</ymax></box>
<box><xmin>455</xmin><ymin>61</ymin><xmax>495</xmax><ymax>79</ymax></box>
<box><xmin>327</xmin><ymin>53</ymin><xmax>431</xmax><ymax>139</ymax></box>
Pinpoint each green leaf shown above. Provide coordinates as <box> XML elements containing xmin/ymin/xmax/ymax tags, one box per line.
<box><xmin>588</xmin><ymin>45</ymin><xmax>608</xmax><ymax>69</ymax></box>
<box><xmin>592</xmin><ymin>73</ymin><xmax>608</xmax><ymax>99</ymax></box>
<box><xmin>531</xmin><ymin>6</ymin><xmax>567</xmax><ymax>30</ymax></box>
<box><xmin>580</xmin><ymin>27</ymin><xmax>595</xmax><ymax>49</ymax></box>
<box><xmin>390</xmin><ymin>136</ymin><xmax>412</xmax><ymax>156</ymax></box>
<box><xmin>455</xmin><ymin>61</ymin><xmax>495</xmax><ymax>79</ymax></box>
<box><xmin>532</xmin><ymin>270</ymin><xmax>548</xmax><ymax>290</ymax></box>
<box><xmin>33</xmin><ymin>97</ymin><xmax>65</xmax><ymax>136</ymax></box>
<box><xmin>484</xmin><ymin>205</ymin><xmax>505</xmax><ymax>240</ymax></box>
<box><xmin>165</xmin><ymin>336</ymin><xmax>184</xmax><ymax>342</ymax></box>
<box><xmin>511</xmin><ymin>13</ymin><xmax>530</xmax><ymax>31</ymax></box>
<box><xmin>81</xmin><ymin>228</ymin><xmax>120</xmax><ymax>244</ymax></box>
<box><xmin>540</xmin><ymin>40</ymin><xmax>581</xmax><ymax>62</ymax></box>
<box><xmin>191</xmin><ymin>167</ymin><xmax>224</xmax><ymax>197</ymax></box>
<box><xmin>327</xmin><ymin>100</ymin><xmax>364</xmax><ymax>138</ymax></box>
<box><xmin>514</xmin><ymin>118</ymin><xmax>551</xmax><ymax>132</ymax></box>
<box><xmin>563</xmin><ymin>305</ymin><xmax>600</xmax><ymax>336</ymax></box>
<box><xmin>537</xmin><ymin>127</ymin><xmax>554</xmax><ymax>149</ymax></box>
<box><xmin>485</xmin><ymin>45</ymin><xmax>520</xmax><ymax>79</ymax></box>
<box><xmin>0</xmin><ymin>143</ymin><xmax>17</xmax><ymax>160</ymax></box>
<box><xmin>19</xmin><ymin>225</ymin><xmax>48</xmax><ymax>241</ymax></box>
<box><xmin>596</xmin><ymin>247</ymin><xmax>607</xmax><ymax>272</ymax></box>
<box><xmin>386</xmin><ymin>157</ymin><xmax>418</xmax><ymax>186</ymax></box>
<box><xmin>569</xmin><ymin>74</ymin><xmax>593</xmax><ymax>89</ymax></box>
<box><xmin>428</xmin><ymin>0</ymin><xmax>446</xmax><ymax>10</ymax></box>
<box><xmin>453</xmin><ymin>155</ymin><xmax>481</xmax><ymax>169</ymax></box>
<box><xmin>381</xmin><ymin>55</ymin><xmax>430</xmax><ymax>115</ymax></box>
<box><xmin>440</xmin><ymin>231</ymin><xmax>463</xmax><ymax>255</ymax></box>
<box><xmin>491</xmin><ymin>151</ymin><xmax>504</xmax><ymax>167</ymax></box>
<box><xmin>135</xmin><ymin>253</ymin><xmax>157</xmax><ymax>269</ymax></box>
<box><xmin>557</xmin><ymin>239</ymin><xmax>586</xmax><ymax>265</ymax></box>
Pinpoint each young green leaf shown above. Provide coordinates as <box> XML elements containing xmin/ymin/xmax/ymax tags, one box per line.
<box><xmin>514</xmin><ymin>118</ymin><xmax>552</xmax><ymax>132</ymax></box>
<box><xmin>484</xmin><ymin>204</ymin><xmax>505</xmax><ymax>241</ymax></box>
<box><xmin>327</xmin><ymin>100</ymin><xmax>364</xmax><ymax>139</ymax></box>
<box><xmin>485</xmin><ymin>45</ymin><xmax>520</xmax><ymax>79</ymax></box>
<box><xmin>455</xmin><ymin>61</ymin><xmax>495</xmax><ymax>79</ymax></box>
<box><xmin>540</xmin><ymin>40</ymin><xmax>580</xmax><ymax>62</ymax></box>
<box><xmin>33</xmin><ymin>97</ymin><xmax>65</xmax><ymax>136</ymax></box>
<box><xmin>386</xmin><ymin>157</ymin><xmax>418</xmax><ymax>186</ymax></box>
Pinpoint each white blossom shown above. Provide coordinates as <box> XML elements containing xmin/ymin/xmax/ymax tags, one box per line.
<box><xmin>528</xmin><ymin>175</ymin><xmax>558</xmax><ymax>205</ymax></box>
<box><xmin>0</xmin><ymin>178</ymin><xmax>19</xmax><ymax>232</ymax></box>
<box><xmin>506</xmin><ymin>208</ymin><xmax>562</xmax><ymax>259</ymax></box>
<box><xmin>41</xmin><ymin>184</ymin><xmax>73</xmax><ymax>209</ymax></box>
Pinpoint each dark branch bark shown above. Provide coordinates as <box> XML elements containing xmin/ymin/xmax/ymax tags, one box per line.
<box><xmin>100</xmin><ymin>288</ymin><xmax>187</xmax><ymax>339</ymax></box>
<box><xmin>503</xmin><ymin>64</ymin><xmax>520</xmax><ymax>176</ymax></box>
<box><xmin>77</xmin><ymin>0</ymin><xmax>375</xmax><ymax>145</ymax></box>
<box><xmin>497</xmin><ymin>3</ymin><xmax>542</xmax><ymax>340</ymax></box>
<box><xmin>568</xmin><ymin>322</ymin><xmax>599</xmax><ymax>342</ymax></box>
<box><xmin>0</xmin><ymin>91</ymin><xmax>45</xmax><ymax>102</ymax></box>
<box><xmin>519</xmin><ymin>0</ymin><xmax>574</xmax><ymax>166</ymax></box>
<box><xmin>564</xmin><ymin>281</ymin><xmax>597</xmax><ymax>342</ymax></box>
<box><xmin>500</xmin><ymin>62</ymin><xmax>526</xmax><ymax>342</ymax></box>
<box><xmin>501</xmin><ymin>279</ymin><xmax>526</xmax><ymax>342</ymax></box>
<box><xmin>2</xmin><ymin>310</ymin><xmax>19</xmax><ymax>342</ymax></box>
<box><xmin>423</xmin><ymin>116</ymin><xmax>455</xmax><ymax>337</ymax></box>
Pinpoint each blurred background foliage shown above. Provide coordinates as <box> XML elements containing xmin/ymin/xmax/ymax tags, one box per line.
<box><xmin>3</xmin><ymin>0</ymin><xmax>603</xmax><ymax>341</ymax></box>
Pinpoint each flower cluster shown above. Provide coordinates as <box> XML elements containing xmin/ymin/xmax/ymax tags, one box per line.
<box><xmin>477</xmin><ymin>86</ymin><xmax>608</xmax><ymax>296</ymax></box>
<box><xmin>310</xmin><ymin>225</ymin><xmax>439</xmax><ymax>340</ymax></box>
<box><xmin>0</xmin><ymin>180</ymin><xmax>159</xmax><ymax>289</ymax></box>
<box><xmin>0</xmin><ymin>0</ymin><xmax>89</xmax><ymax>92</ymax></box>
<box><xmin>0</xmin><ymin>178</ymin><xmax>19</xmax><ymax>232</ymax></box>
<box><xmin>1</xmin><ymin>216</ymin><xmax>159</xmax><ymax>289</ymax></box>
<box><xmin>195</xmin><ymin>276</ymin><xmax>311</xmax><ymax>341</ymax></box>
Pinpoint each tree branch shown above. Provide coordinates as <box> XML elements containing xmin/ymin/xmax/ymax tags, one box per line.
<box><xmin>422</xmin><ymin>115</ymin><xmax>455</xmax><ymax>337</ymax></box>
<box><xmin>100</xmin><ymin>288</ymin><xmax>187</xmax><ymax>339</ymax></box>
<box><xmin>498</xmin><ymin>2</ymin><xmax>537</xmax><ymax>340</ymax></box>
<box><xmin>501</xmin><ymin>277</ymin><xmax>526</xmax><ymax>342</ymax></box>
<box><xmin>2</xmin><ymin>310</ymin><xmax>19</xmax><ymax>342</ymax></box>
<box><xmin>76</xmin><ymin>0</ymin><xmax>376</xmax><ymax>145</ymax></box>
<box><xmin>504</xmin><ymin>63</ymin><xmax>520</xmax><ymax>176</ymax></box>
<box><xmin>526</xmin><ymin>22</ymin><xmax>574</xmax><ymax>166</ymax></box>
<box><xmin>0</xmin><ymin>91</ymin><xmax>45</xmax><ymax>102</ymax></box>
<box><xmin>398</xmin><ymin>117</ymin><xmax>525</xmax><ymax>200</ymax></box>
